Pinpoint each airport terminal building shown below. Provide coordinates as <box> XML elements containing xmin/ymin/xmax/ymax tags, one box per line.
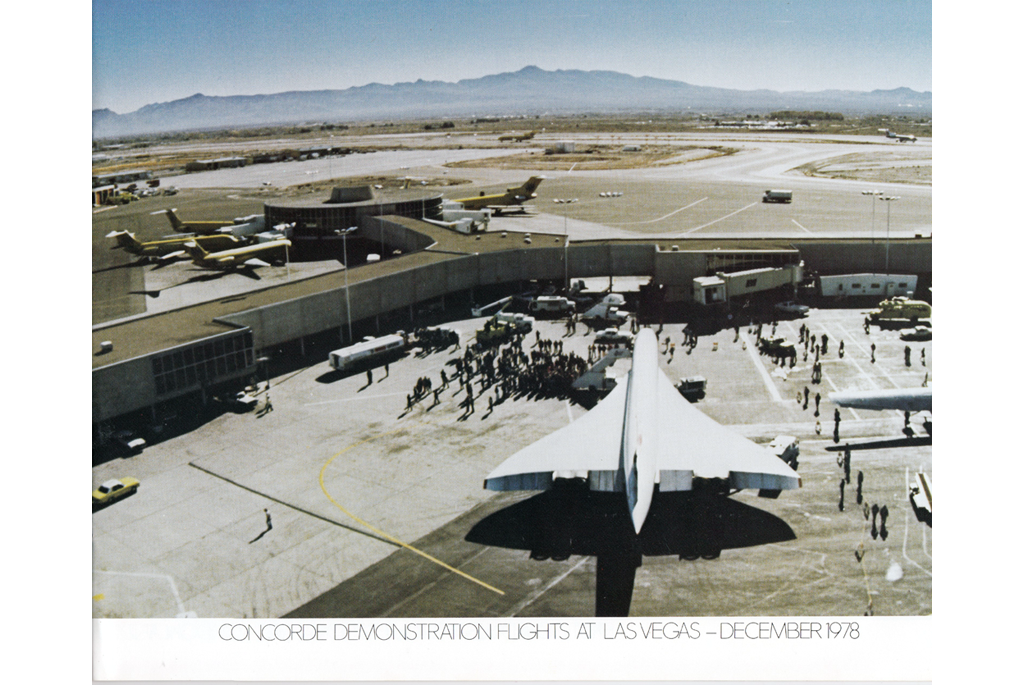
<box><xmin>265</xmin><ymin>186</ymin><xmax>443</xmax><ymax>256</ymax></box>
<box><xmin>92</xmin><ymin>205</ymin><xmax>931</xmax><ymax>432</ymax></box>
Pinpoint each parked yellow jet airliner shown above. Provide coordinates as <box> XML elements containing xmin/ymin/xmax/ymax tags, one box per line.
<box><xmin>161</xmin><ymin>208</ymin><xmax>237</xmax><ymax>234</ymax></box>
<box><xmin>183</xmin><ymin>239</ymin><xmax>291</xmax><ymax>269</ymax></box>
<box><xmin>453</xmin><ymin>176</ymin><xmax>544</xmax><ymax>213</ymax></box>
<box><xmin>107</xmin><ymin>231</ymin><xmax>242</xmax><ymax>260</ymax></box>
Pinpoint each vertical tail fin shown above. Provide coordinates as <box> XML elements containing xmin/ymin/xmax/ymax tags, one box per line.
<box><xmin>165</xmin><ymin>209</ymin><xmax>183</xmax><ymax>232</ymax></box>
<box><xmin>182</xmin><ymin>241</ymin><xmax>208</xmax><ymax>261</ymax></box>
<box><xmin>522</xmin><ymin>176</ymin><xmax>544</xmax><ymax>194</ymax></box>
<box><xmin>106</xmin><ymin>230</ymin><xmax>141</xmax><ymax>252</ymax></box>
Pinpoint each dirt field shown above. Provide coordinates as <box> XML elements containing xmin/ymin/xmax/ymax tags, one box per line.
<box><xmin>795</xmin><ymin>150</ymin><xmax>932</xmax><ymax>186</ymax></box>
<box><xmin>446</xmin><ymin>144</ymin><xmax>738</xmax><ymax>171</ymax></box>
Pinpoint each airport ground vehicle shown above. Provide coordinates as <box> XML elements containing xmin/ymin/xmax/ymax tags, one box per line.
<box><xmin>494</xmin><ymin>311</ymin><xmax>535</xmax><ymax>332</ymax></box>
<box><xmin>114</xmin><ymin>430</ymin><xmax>146</xmax><ymax>454</ymax></box>
<box><xmin>328</xmin><ymin>333</ymin><xmax>408</xmax><ymax>372</ymax></box>
<box><xmin>529</xmin><ymin>296</ymin><xmax>576</xmax><ymax>315</ymax></box>
<box><xmin>762</xmin><ymin>189</ymin><xmax>793</xmax><ymax>203</ymax></box>
<box><xmin>93</xmin><ymin>477</ymin><xmax>140</xmax><ymax>505</ymax></box>
<box><xmin>768</xmin><ymin>435</ymin><xmax>800</xmax><ymax>467</ymax></box>
<box><xmin>900</xmin><ymin>325</ymin><xmax>932</xmax><ymax>341</ymax></box>
<box><xmin>594</xmin><ymin>328</ymin><xmax>633</xmax><ymax>346</ymax></box>
<box><xmin>909</xmin><ymin>472</ymin><xmax>932</xmax><ymax>526</ymax></box>
<box><xmin>476</xmin><ymin>318</ymin><xmax>515</xmax><ymax>345</ymax></box>
<box><xmin>217</xmin><ymin>391</ymin><xmax>259</xmax><ymax>412</ymax></box>
<box><xmin>758</xmin><ymin>337</ymin><xmax>797</xmax><ymax>359</ymax></box>
<box><xmin>868</xmin><ymin>297</ymin><xmax>931</xmax><ymax>323</ymax></box>
<box><xmin>774</xmin><ymin>301</ymin><xmax>809</xmax><ymax>316</ymax></box>
<box><xmin>676</xmin><ymin>376</ymin><xmax>707</xmax><ymax>402</ymax></box>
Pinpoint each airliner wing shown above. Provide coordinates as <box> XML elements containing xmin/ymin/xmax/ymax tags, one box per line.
<box><xmin>484</xmin><ymin>382</ymin><xmax>626</xmax><ymax>491</ymax></box>
<box><xmin>653</xmin><ymin>370</ymin><xmax>800</xmax><ymax>492</ymax></box>
<box><xmin>242</xmin><ymin>258</ymin><xmax>271</xmax><ymax>267</ymax></box>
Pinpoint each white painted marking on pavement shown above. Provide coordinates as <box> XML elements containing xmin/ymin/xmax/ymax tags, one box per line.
<box><xmin>739</xmin><ymin>332</ymin><xmax>783</xmax><ymax>402</ymax></box>
<box><xmin>610</xmin><ymin>197</ymin><xmax>707</xmax><ymax>225</ymax></box>
<box><xmin>94</xmin><ymin>570</ymin><xmax>186</xmax><ymax>615</ymax></box>
<box><xmin>504</xmin><ymin>556</ymin><xmax>590</xmax><ymax>617</ymax></box>
<box><xmin>683</xmin><ymin>201</ymin><xmax>759</xmax><ymax>234</ymax></box>
<box><xmin>791</xmin><ymin>219</ymin><xmax>813</xmax><ymax>233</ymax></box>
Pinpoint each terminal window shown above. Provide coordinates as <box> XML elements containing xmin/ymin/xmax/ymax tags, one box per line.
<box><xmin>152</xmin><ymin>332</ymin><xmax>254</xmax><ymax>396</ymax></box>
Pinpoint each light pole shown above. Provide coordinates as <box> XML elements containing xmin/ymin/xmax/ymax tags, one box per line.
<box><xmin>557</xmin><ymin>198</ymin><xmax>577</xmax><ymax>292</ymax></box>
<box><xmin>880</xmin><ymin>196</ymin><xmax>899</xmax><ymax>275</ymax></box>
<box><xmin>862</xmin><ymin>189</ymin><xmax>882</xmax><ymax>244</ymax></box>
<box><xmin>257</xmin><ymin>356</ymin><xmax>270</xmax><ymax>391</ymax></box>
<box><xmin>336</xmin><ymin>226</ymin><xmax>358</xmax><ymax>343</ymax></box>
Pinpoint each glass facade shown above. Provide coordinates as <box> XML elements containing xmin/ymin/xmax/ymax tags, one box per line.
<box><xmin>152</xmin><ymin>331</ymin><xmax>255</xmax><ymax>396</ymax></box>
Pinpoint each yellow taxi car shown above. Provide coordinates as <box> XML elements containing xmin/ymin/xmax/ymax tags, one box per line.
<box><xmin>92</xmin><ymin>477</ymin><xmax>140</xmax><ymax>505</ymax></box>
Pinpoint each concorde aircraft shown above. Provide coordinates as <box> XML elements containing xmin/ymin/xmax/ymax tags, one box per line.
<box><xmin>484</xmin><ymin>328</ymin><xmax>801</xmax><ymax>534</ymax></box>
<box><xmin>452</xmin><ymin>176</ymin><xmax>544</xmax><ymax>213</ymax></box>
<box><xmin>182</xmin><ymin>238</ymin><xmax>291</xmax><ymax>269</ymax></box>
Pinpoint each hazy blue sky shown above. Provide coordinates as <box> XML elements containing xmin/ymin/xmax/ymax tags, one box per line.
<box><xmin>93</xmin><ymin>0</ymin><xmax>932</xmax><ymax>114</ymax></box>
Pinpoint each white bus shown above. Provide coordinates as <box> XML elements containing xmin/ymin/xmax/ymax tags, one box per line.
<box><xmin>328</xmin><ymin>333</ymin><xmax>408</xmax><ymax>372</ymax></box>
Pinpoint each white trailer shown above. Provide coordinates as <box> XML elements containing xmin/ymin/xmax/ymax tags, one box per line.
<box><xmin>818</xmin><ymin>273</ymin><xmax>917</xmax><ymax>298</ymax></box>
<box><xmin>329</xmin><ymin>333</ymin><xmax>407</xmax><ymax>371</ymax></box>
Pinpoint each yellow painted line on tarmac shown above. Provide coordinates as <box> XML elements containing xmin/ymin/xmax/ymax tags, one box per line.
<box><xmin>319</xmin><ymin>423</ymin><xmax>505</xmax><ymax>596</ymax></box>
<box><xmin>93</xmin><ymin>594</ymin><xmax>104</xmax><ymax>601</ymax></box>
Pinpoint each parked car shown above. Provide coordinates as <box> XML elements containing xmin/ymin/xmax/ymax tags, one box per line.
<box><xmin>114</xmin><ymin>430</ymin><xmax>146</xmax><ymax>454</ymax></box>
<box><xmin>774</xmin><ymin>301</ymin><xmax>810</xmax><ymax>316</ymax></box>
<box><xmin>899</xmin><ymin>325</ymin><xmax>932</xmax><ymax>341</ymax></box>
<box><xmin>93</xmin><ymin>477</ymin><xmax>140</xmax><ymax>505</ymax></box>
<box><xmin>594</xmin><ymin>328</ymin><xmax>633</xmax><ymax>346</ymax></box>
<box><xmin>217</xmin><ymin>391</ymin><xmax>259</xmax><ymax>412</ymax></box>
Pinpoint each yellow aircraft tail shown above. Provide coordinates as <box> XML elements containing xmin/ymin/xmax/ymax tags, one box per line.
<box><xmin>107</xmin><ymin>230</ymin><xmax>143</xmax><ymax>252</ymax></box>
<box><xmin>182</xmin><ymin>241</ymin><xmax>209</xmax><ymax>261</ymax></box>
<box><xmin>164</xmin><ymin>209</ymin><xmax>185</xmax><ymax>232</ymax></box>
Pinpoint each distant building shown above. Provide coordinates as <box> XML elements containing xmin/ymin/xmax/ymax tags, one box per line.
<box><xmin>185</xmin><ymin>157</ymin><xmax>248</xmax><ymax>172</ymax></box>
<box><xmin>92</xmin><ymin>170</ymin><xmax>152</xmax><ymax>187</ymax></box>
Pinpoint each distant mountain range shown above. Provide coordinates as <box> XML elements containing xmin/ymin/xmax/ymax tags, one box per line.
<box><xmin>92</xmin><ymin>65</ymin><xmax>931</xmax><ymax>139</ymax></box>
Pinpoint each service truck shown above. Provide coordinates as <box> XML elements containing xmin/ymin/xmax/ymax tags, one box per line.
<box><xmin>529</xmin><ymin>296</ymin><xmax>576</xmax><ymax>315</ymax></box>
<box><xmin>329</xmin><ymin>333</ymin><xmax>408</xmax><ymax>372</ymax></box>
<box><xmin>762</xmin><ymin>189</ymin><xmax>793</xmax><ymax>203</ymax></box>
<box><xmin>868</xmin><ymin>297</ymin><xmax>931</xmax><ymax>323</ymax></box>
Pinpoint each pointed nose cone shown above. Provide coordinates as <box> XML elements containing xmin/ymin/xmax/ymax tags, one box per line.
<box><xmin>631</xmin><ymin>499</ymin><xmax>651</xmax><ymax>535</ymax></box>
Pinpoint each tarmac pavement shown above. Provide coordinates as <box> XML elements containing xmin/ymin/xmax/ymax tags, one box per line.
<box><xmin>92</xmin><ymin>308</ymin><xmax>931</xmax><ymax>618</ymax></box>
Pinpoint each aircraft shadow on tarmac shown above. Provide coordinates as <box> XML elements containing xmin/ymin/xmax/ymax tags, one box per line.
<box><xmin>826</xmin><ymin>435</ymin><xmax>932</xmax><ymax>451</ymax></box>
<box><xmin>466</xmin><ymin>479</ymin><xmax>795</xmax><ymax>616</ymax></box>
<box><xmin>466</xmin><ymin>479</ymin><xmax>795</xmax><ymax>560</ymax></box>
<box><xmin>128</xmin><ymin>268</ymin><xmax>262</xmax><ymax>298</ymax></box>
